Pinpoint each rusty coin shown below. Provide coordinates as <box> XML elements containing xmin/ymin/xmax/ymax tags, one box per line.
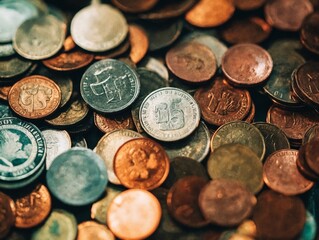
<box><xmin>234</xmin><ymin>0</ymin><xmax>266</xmax><ymax>10</ymax></box>
<box><xmin>0</xmin><ymin>192</ymin><xmax>15</xmax><ymax>239</ymax></box>
<box><xmin>129</xmin><ymin>24</ymin><xmax>149</xmax><ymax>64</ymax></box>
<box><xmin>77</xmin><ymin>221</ymin><xmax>115</xmax><ymax>240</ymax></box>
<box><xmin>305</xmin><ymin>139</ymin><xmax>319</xmax><ymax>175</ymax></box>
<box><xmin>297</xmin><ymin>143</ymin><xmax>319</xmax><ymax>181</ymax></box>
<box><xmin>301</xmin><ymin>12</ymin><xmax>319</xmax><ymax>55</ymax></box>
<box><xmin>111</xmin><ymin>0</ymin><xmax>158</xmax><ymax>13</ymax></box>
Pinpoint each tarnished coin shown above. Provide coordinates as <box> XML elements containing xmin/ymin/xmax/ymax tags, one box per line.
<box><xmin>301</xmin><ymin>12</ymin><xmax>319</xmax><ymax>55</ymax></box>
<box><xmin>8</xmin><ymin>75</ymin><xmax>61</xmax><ymax>119</ymax></box>
<box><xmin>211</xmin><ymin>121</ymin><xmax>266</xmax><ymax>161</ymax></box>
<box><xmin>263</xmin><ymin>149</ymin><xmax>314</xmax><ymax>195</ymax></box>
<box><xmin>31</xmin><ymin>209</ymin><xmax>77</xmax><ymax>240</ymax></box>
<box><xmin>0</xmin><ymin>117</ymin><xmax>46</xmax><ymax>181</ymax></box>
<box><xmin>0</xmin><ymin>43</ymin><xmax>15</xmax><ymax>57</ymax></box>
<box><xmin>0</xmin><ymin>56</ymin><xmax>32</xmax><ymax>79</ymax></box>
<box><xmin>112</xmin><ymin>0</ymin><xmax>158</xmax><ymax>13</ymax></box>
<box><xmin>15</xmin><ymin>184</ymin><xmax>51</xmax><ymax>228</ymax></box>
<box><xmin>70</xmin><ymin>3</ymin><xmax>128</xmax><ymax>52</ymax></box>
<box><xmin>107</xmin><ymin>189</ymin><xmax>161</xmax><ymax>240</ymax></box>
<box><xmin>303</xmin><ymin>124</ymin><xmax>319</xmax><ymax>144</ymax></box>
<box><xmin>199</xmin><ymin>179</ymin><xmax>257</xmax><ymax>227</ymax></box>
<box><xmin>140</xmin><ymin>87</ymin><xmax>200</xmax><ymax>142</ymax></box>
<box><xmin>129</xmin><ymin>24</ymin><xmax>149</xmax><ymax>64</ymax></box>
<box><xmin>194</xmin><ymin>77</ymin><xmax>251</xmax><ymax>126</ymax></box>
<box><xmin>234</xmin><ymin>0</ymin><xmax>266</xmax><ymax>10</ymax></box>
<box><xmin>222</xmin><ymin>43</ymin><xmax>273</xmax><ymax>86</ymax></box>
<box><xmin>167</xmin><ymin>176</ymin><xmax>210</xmax><ymax>228</ymax></box>
<box><xmin>114</xmin><ymin>138</ymin><xmax>170</xmax><ymax>190</ymax></box>
<box><xmin>166</xmin><ymin>42</ymin><xmax>217</xmax><ymax>83</ymax></box>
<box><xmin>80</xmin><ymin>59</ymin><xmax>140</xmax><ymax>113</ymax></box>
<box><xmin>207</xmin><ymin>143</ymin><xmax>264</xmax><ymax>194</ymax></box>
<box><xmin>0</xmin><ymin>192</ymin><xmax>15</xmax><ymax>239</ymax></box>
<box><xmin>13</xmin><ymin>15</ymin><xmax>66</xmax><ymax>60</ymax></box>
<box><xmin>77</xmin><ymin>221</ymin><xmax>115</xmax><ymax>240</ymax></box>
<box><xmin>46</xmin><ymin>147</ymin><xmax>108</xmax><ymax>206</ymax></box>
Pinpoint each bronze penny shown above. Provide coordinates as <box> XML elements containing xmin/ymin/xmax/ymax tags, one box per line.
<box><xmin>166</xmin><ymin>176</ymin><xmax>210</xmax><ymax>228</ymax></box>
<box><xmin>185</xmin><ymin>0</ymin><xmax>235</xmax><ymax>28</ymax></box>
<box><xmin>77</xmin><ymin>221</ymin><xmax>115</xmax><ymax>240</ymax></box>
<box><xmin>8</xmin><ymin>75</ymin><xmax>61</xmax><ymax>119</ymax></box>
<box><xmin>0</xmin><ymin>192</ymin><xmax>15</xmax><ymax>239</ymax></box>
<box><xmin>15</xmin><ymin>184</ymin><xmax>52</xmax><ymax>228</ymax></box>
<box><xmin>222</xmin><ymin>43</ymin><xmax>273</xmax><ymax>86</ymax></box>
<box><xmin>166</xmin><ymin>42</ymin><xmax>217</xmax><ymax>83</ymax></box>
<box><xmin>194</xmin><ymin>77</ymin><xmax>251</xmax><ymax>126</ymax></box>
<box><xmin>263</xmin><ymin>149</ymin><xmax>314</xmax><ymax>195</ymax></box>
<box><xmin>42</xmin><ymin>49</ymin><xmax>94</xmax><ymax>71</ymax></box>
<box><xmin>297</xmin><ymin>143</ymin><xmax>319</xmax><ymax>181</ymax></box>
<box><xmin>301</xmin><ymin>12</ymin><xmax>319</xmax><ymax>55</ymax></box>
<box><xmin>198</xmin><ymin>179</ymin><xmax>256</xmax><ymax>227</ymax></box>
<box><xmin>252</xmin><ymin>190</ymin><xmax>306</xmax><ymax>240</ymax></box>
<box><xmin>114</xmin><ymin>138</ymin><xmax>170</xmax><ymax>190</ymax></box>
<box><xmin>305</xmin><ymin>139</ymin><xmax>319</xmax><ymax>175</ymax></box>
<box><xmin>220</xmin><ymin>17</ymin><xmax>272</xmax><ymax>44</ymax></box>
<box><xmin>128</xmin><ymin>24</ymin><xmax>149</xmax><ymax>64</ymax></box>
<box><xmin>265</xmin><ymin>0</ymin><xmax>314</xmax><ymax>31</ymax></box>
<box><xmin>0</xmin><ymin>85</ymin><xmax>11</xmax><ymax>101</ymax></box>
<box><xmin>234</xmin><ymin>0</ymin><xmax>266</xmax><ymax>10</ymax></box>
<box><xmin>303</xmin><ymin>124</ymin><xmax>319</xmax><ymax>144</ymax></box>
<box><xmin>111</xmin><ymin>0</ymin><xmax>158</xmax><ymax>13</ymax></box>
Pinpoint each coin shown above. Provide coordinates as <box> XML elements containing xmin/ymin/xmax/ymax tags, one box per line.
<box><xmin>300</xmin><ymin>211</ymin><xmax>317</xmax><ymax>240</ymax></box>
<box><xmin>71</xmin><ymin>136</ymin><xmax>87</xmax><ymax>148</ymax></box>
<box><xmin>194</xmin><ymin>77</ymin><xmax>251</xmax><ymax>126</ymax></box>
<box><xmin>0</xmin><ymin>43</ymin><xmax>15</xmax><ymax>58</ymax></box>
<box><xmin>243</xmin><ymin>101</ymin><xmax>256</xmax><ymax>123</ymax></box>
<box><xmin>139</xmin><ymin>57</ymin><xmax>170</xmax><ymax>81</ymax></box>
<box><xmin>237</xmin><ymin>220</ymin><xmax>257</xmax><ymax>238</ymax></box>
<box><xmin>77</xmin><ymin>221</ymin><xmax>115</xmax><ymax>240</ymax></box>
<box><xmin>63</xmin><ymin>36</ymin><xmax>76</xmax><ymax>52</ymax></box>
<box><xmin>114</xmin><ymin>138</ymin><xmax>170</xmax><ymax>190</ymax></box>
<box><xmin>0</xmin><ymin>102</ymin><xmax>14</xmax><ymax>118</ymax></box>
<box><xmin>70</xmin><ymin>3</ymin><xmax>128</xmax><ymax>52</ymax></box>
<box><xmin>296</xmin><ymin>143</ymin><xmax>319</xmax><ymax>181</ymax></box>
<box><xmin>15</xmin><ymin>184</ymin><xmax>51</xmax><ymax>228</ymax></box>
<box><xmin>234</xmin><ymin>0</ymin><xmax>266</xmax><ymax>10</ymax></box>
<box><xmin>305</xmin><ymin>139</ymin><xmax>319</xmax><ymax>175</ymax></box>
<box><xmin>46</xmin><ymin>147</ymin><xmax>108</xmax><ymax>206</ymax></box>
<box><xmin>111</xmin><ymin>0</ymin><xmax>158</xmax><ymax>13</ymax></box>
<box><xmin>0</xmin><ymin>85</ymin><xmax>11</xmax><ymax>101</ymax></box>
<box><xmin>0</xmin><ymin>117</ymin><xmax>46</xmax><ymax>181</ymax></box>
<box><xmin>301</xmin><ymin>12</ymin><xmax>319</xmax><ymax>55</ymax></box>
<box><xmin>0</xmin><ymin>192</ymin><xmax>15</xmax><ymax>239</ymax></box>
<box><xmin>128</xmin><ymin>24</ymin><xmax>149</xmax><ymax>64</ymax></box>
<box><xmin>93</xmin><ymin>37</ymin><xmax>130</xmax><ymax>61</ymax></box>
<box><xmin>207</xmin><ymin>143</ymin><xmax>264</xmax><ymax>194</ymax></box>
<box><xmin>199</xmin><ymin>179</ymin><xmax>257</xmax><ymax>226</ymax></box>
<box><xmin>140</xmin><ymin>87</ymin><xmax>200</xmax><ymax>141</ymax></box>
<box><xmin>303</xmin><ymin>124</ymin><xmax>319</xmax><ymax>144</ymax></box>
<box><xmin>222</xmin><ymin>43</ymin><xmax>273</xmax><ymax>86</ymax></box>
<box><xmin>0</xmin><ymin>56</ymin><xmax>32</xmax><ymax>79</ymax></box>
<box><xmin>107</xmin><ymin>189</ymin><xmax>161</xmax><ymax>239</ymax></box>
<box><xmin>81</xmin><ymin>59</ymin><xmax>140</xmax><ymax>113</ymax></box>
<box><xmin>166</xmin><ymin>42</ymin><xmax>217</xmax><ymax>83</ymax></box>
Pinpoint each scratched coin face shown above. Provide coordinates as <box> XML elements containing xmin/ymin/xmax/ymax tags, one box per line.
<box><xmin>80</xmin><ymin>59</ymin><xmax>140</xmax><ymax>113</ymax></box>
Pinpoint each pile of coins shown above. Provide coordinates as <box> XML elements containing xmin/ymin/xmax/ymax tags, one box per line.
<box><xmin>1</xmin><ymin>0</ymin><xmax>319</xmax><ymax>239</ymax></box>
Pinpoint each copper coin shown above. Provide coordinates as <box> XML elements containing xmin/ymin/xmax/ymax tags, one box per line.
<box><xmin>305</xmin><ymin>139</ymin><xmax>319</xmax><ymax>175</ymax></box>
<box><xmin>63</xmin><ymin>35</ymin><xmax>76</xmax><ymax>52</ymax></box>
<box><xmin>129</xmin><ymin>24</ymin><xmax>149</xmax><ymax>64</ymax></box>
<box><xmin>221</xmin><ymin>17</ymin><xmax>272</xmax><ymax>44</ymax></box>
<box><xmin>263</xmin><ymin>149</ymin><xmax>314</xmax><ymax>195</ymax></box>
<box><xmin>265</xmin><ymin>0</ymin><xmax>314</xmax><ymax>31</ymax></box>
<box><xmin>194</xmin><ymin>77</ymin><xmax>251</xmax><ymax>126</ymax></box>
<box><xmin>77</xmin><ymin>221</ymin><xmax>115</xmax><ymax>240</ymax></box>
<box><xmin>297</xmin><ymin>143</ymin><xmax>319</xmax><ymax>180</ymax></box>
<box><xmin>303</xmin><ymin>124</ymin><xmax>319</xmax><ymax>144</ymax></box>
<box><xmin>252</xmin><ymin>190</ymin><xmax>306</xmax><ymax>240</ymax></box>
<box><xmin>166</xmin><ymin>176</ymin><xmax>210</xmax><ymax>228</ymax></box>
<box><xmin>0</xmin><ymin>192</ymin><xmax>15</xmax><ymax>239</ymax></box>
<box><xmin>112</xmin><ymin>0</ymin><xmax>158</xmax><ymax>13</ymax></box>
<box><xmin>8</xmin><ymin>75</ymin><xmax>61</xmax><ymax>119</ymax></box>
<box><xmin>15</xmin><ymin>184</ymin><xmax>51</xmax><ymax>228</ymax></box>
<box><xmin>114</xmin><ymin>138</ymin><xmax>170</xmax><ymax>190</ymax></box>
<box><xmin>166</xmin><ymin>42</ymin><xmax>217</xmax><ymax>83</ymax></box>
<box><xmin>0</xmin><ymin>85</ymin><xmax>11</xmax><ymax>101</ymax></box>
<box><xmin>234</xmin><ymin>0</ymin><xmax>266</xmax><ymax>10</ymax></box>
<box><xmin>107</xmin><ymin>189</ymin><xmax>161</xmax><ymax>239</ymax></box>
<box><xmin>222</xmin><ymin>43</ymin><xmax>273</xmax><ymax>86</ymax></box>
<box><xmin>42</xmin><ymin>49</ymin><xmax>94</xmax><ymax>71</ymax></box>
<box><xmin>185</xmin><ymin>0</ymin><xmax>235</xmax><ymax>28</ymax></box>
<box><xmin>243</xmin><ymin>101</ymin><xmax>255</xmax><ymax>123</ymax></box>
<box><xmin>198</xmin><ymin>179</ymin><xmax>256</xmax><ymax>227</ymax></box>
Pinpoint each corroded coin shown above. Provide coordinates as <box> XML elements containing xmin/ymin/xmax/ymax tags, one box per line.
<box><xmin>301</xmin><ymin>12</ymin><xmax>319</xmax><ymax>55</ymax></box>
<box><xmin>114</xmin><ymin>138</ymin><xmax>170</xmax><ymax>190</ymax></box>
<box><xmin>194</xmin><ymin>77</ymin><xmax>251</xmax><ymax>126</ymax></box>
<box><xmin>207</xmin><ymin>143</ymin><xmax>264</xmax><ymax>194</ymax></box>
<box><xmin>77</xmin><ymin>221</ymin><xmax>115</xmax><ymax>240</ymax></box>
<box><xmin>129</xmin><ymin>24</ymin><xmax>149</xmax><ymax>64</ymax></box>
<box><xmin>70</xmin><ymin>3</ymin><xmax>128</xmax><ymax>52</ymax></box>
<box><xmin>199</xmin><ymin>179</ymin><xmax>257</xmax><ymax>227</ymax></box>
<box><xmin>107</xmin><ymin>189</ymin><xmax>161</xmax><ymax>240</ymax></box>
<box><xmin>234</xmin><ymin>0</ymin><xmax>266</xmax><ymax>10</ymax></box>
<box><xmin>112</xmin><ymin>0</ymin><xmax>158</xmax><ymax>13</ymax></box>
<box><xmin>0</xmin><ymin>117</ymin><xmax>46</xmax><ymax>181</ymax></box>
<box><xmin>140</xmin><ymin>87</ymin><xmax>200</xmax><ymax>141</ymax></box>
<box><xmin>222</xmin><ymin>43</ymin><xmax>273</xmax><ymax>86</ymax></box>
<box><xmin>13</xmin><ymin>15</ymin><xmax>66</xmax><ymax>60</ymax></box>
<box><xmin>0</xmin><ymin>192</ymin><xmax>15</xmax><ymax>239</ymax></box>
<box><xmin>46</xmin><ymin>147</ymin><xmax>108</xmax><ymax>206</ymax></box>
<box><xmin>80</xmin><ymin>59</ymin><xmax>140</xmax><ymax>113</ymax></box>
<box><xmin>166</xmin><ymin>42</ymin><xmax>217</xmax><ymax>83</ymax></box>
<box><xmin>0</xmin><ymin>56</ymin><xmax>32</xmax><ymax>79</ymax></box>
<box><xmin>263</xmin><ymin>149</ymin><xmax>314</xmax><ymax>195</ymax></box>
<box><xmin>15</xmin><ymin>184</ymin><xmax>51</xmax><ymax>228</ymax></box>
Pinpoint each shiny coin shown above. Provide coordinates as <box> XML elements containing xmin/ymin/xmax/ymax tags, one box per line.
<box><xmin>140</xmin><ymin>87</ymin><xmax>200</xmax><ymax>141</ymax></box>
<box><xmin>80</xmin><ymin>59</ymin><xmax>140</xmax><ymax>113</ymax></box>
<box><xmin>0</xmin><ymin>117</ymin><xmax>46</xmax><ymax>181</ymax></box>
<box><xmin>114</xmin><ymin>138</ymin><xmax>170</xmax><ymax>190</ymax></box>
<box><xmin>46</xmin><ymin>147</ymin><xmax>108</xmax><ymax>206</ymax></box>
<box><xmin>129</xmin><ymin>24</ymin><xmax>149</xmax><ymax>64</ymax></box>
<box><xmin>0</xmin><ymin>43</ymin><xmax>15</xmax><ymax>57</ymax></box>
<box><xmin>107</xmin><ymin>189</ymin><xmax>161</xmax><ymax>240</ymax></box>
<box><xmin>112</xmin><ymin>0</ymin><xmax>158</xmax><ymax>13</ymax></box>
<box><xmin>71</xmin><ymin>3</ymin><xmax>128</xmax><ymax>52</ymax></box>
<box><xmin>301</xmin><ymin>12</ymin><xmax>319</xmax><ymax>55</ymax></box>
<box><xmin>199</xmin><ymin>179</ymin><xmax>257</xmax><ymax>227</ymax></box>
<box><xmin>13</xmin><ymin>15</ymin><xmax>66</xmax><ymax>60</ymax></box>
<box><xmin>8</xmin><ymin>75</ymin><xmax>61</xmax><ymax>119</ymax></box>
<box><xmin>77</xmin><ymin>221</ymin><xmax>115</xmax><ymax>240</ymax></box>
<box><xmin>0</xmin><ymin>192</ymin><xmax>15</xmax><ymax>239</ymax></box>
<box><xmin>0</xmin><ymin>56</ymin><xmax>32</xmax><ymax>79</ymax></box>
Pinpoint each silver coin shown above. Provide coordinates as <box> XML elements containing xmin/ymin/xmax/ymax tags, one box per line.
<box><xmin>13</xmin><ymin>15</ymin><xmax>66</xmax><ymax>60</ymax></box>
<box><xmin>139</xmin><ymin>87</ymin><xmax>201</xmax><ymax>141</ymax></box>
<box><xmin>0</xmin><ymin>43</ymin><xmax>15</xmax><ymax>57</ymax></box>
<box><xmin>139</xmin><ymin>57</ymin><xmax>170</xmax><ymax>81</ymax></box>
<box><xmin>81</xmin><ymin>59</ymin><xmax>140</xmax><ymax>113</ymax></box>
<box><xmin>71</xmin><ymin>3</ymin><xmax>128</xmax><ymax>52</ymax></box>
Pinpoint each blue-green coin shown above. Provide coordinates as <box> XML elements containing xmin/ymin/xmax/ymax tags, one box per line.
<box><xmin>299</xmin><ymin>211</ymin><xmax>317</xmax><ymax>240</ymax></box>
<box><xmin>0</xmin><ymin>117</ymin><xmax>46</xmax><ymax>181</ymax></box>
<box><xmin>46</xmin><ymin>147</ymin><xmax>108</xmax><ymax>206</ymax></box>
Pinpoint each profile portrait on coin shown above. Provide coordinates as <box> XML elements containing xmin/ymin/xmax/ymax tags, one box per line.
<box><xmin>0</xmin><ymin>129</ymin><xmax>32</xmax><ymax>167</ymax></box>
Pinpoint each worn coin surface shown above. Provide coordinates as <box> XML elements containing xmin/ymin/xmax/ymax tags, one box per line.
<box><xmin>140</xmin><ymin>87</ymin><xmax>200</xmax><ymax>141</ymax></box>
<box><xmin>0</xmin><ymin>56</ymin><xmax>32</xmax><ymax>79</ymax></box>
<box><xmin>77</xmin><ymin>221</ymin><xmax>115</xmax><ymax>240</ymax></box>
<box><xmin>301</xmin><ymin>12</ymin><xmax>319</xmax><ymax>55</ymax></box>
<box><xmin>0</xmin><ymin>192</ymin><xmax>15</xmax><ymax>239</ymax></box>
<box><xmin>81</xmin><ymin>59</ymin><xmax>140</xmax><ymax>113</ymax></box>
